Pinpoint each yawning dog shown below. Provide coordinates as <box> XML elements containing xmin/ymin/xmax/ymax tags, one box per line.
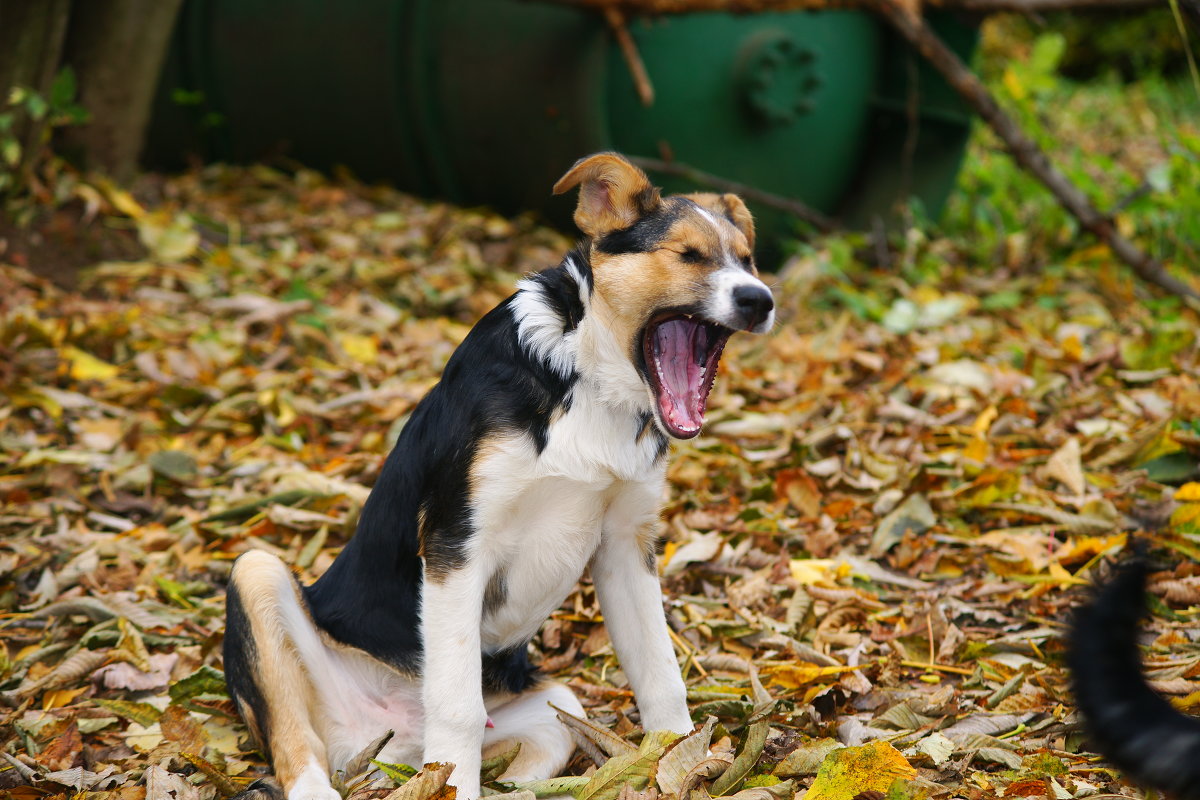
<box><xmin>223</xmin><ymin>152</ymin><xmax>775</xmax><ymax>800</ymax></box>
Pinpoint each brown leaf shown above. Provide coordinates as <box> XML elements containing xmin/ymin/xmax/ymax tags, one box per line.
<box><xmin>36</xmin><ymin>720</ymin><xmax>82</xmax><ymax>771</ymax></box>
<box><xmin>382</xmin><ymin>762</ymin><xmax>456</xmax><ymax>800</ymax></box>
<box><xmin>159</xmin><ymin>704</ymin><xmax>208</xmax><ymax>753</ymax></box>
<box><xmin>1040</xmin><ymin>437</ymin><xmax>1084</xmax><ymax>495</ymax></box>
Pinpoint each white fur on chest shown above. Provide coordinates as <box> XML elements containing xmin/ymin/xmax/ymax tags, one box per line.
<box><xmin>471</xmin><ymin>388</ymin><xmax>666</xmax><ymax>651</ymax></box>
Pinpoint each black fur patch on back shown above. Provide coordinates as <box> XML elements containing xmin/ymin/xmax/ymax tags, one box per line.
<box><xmin>302</xmin><ymin>260</ymin><xmax>581</xmax><ymax>677</ymax></box>
<box><xmin>1069</xmin><ymin>559</ymin><xmax>1200</xmax><ymax>799</ymax></box>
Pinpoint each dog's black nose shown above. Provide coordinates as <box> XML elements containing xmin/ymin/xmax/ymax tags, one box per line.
<box><xmin>733</xmin><ymin>285</ymin><xmax>774</xmax><ymax>329</ymax></box>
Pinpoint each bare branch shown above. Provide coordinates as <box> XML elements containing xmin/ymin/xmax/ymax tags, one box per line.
<box><xmin>626</xmin><ymin>156</ymin><xmax>839</xmax><ymax>233</ymax></box>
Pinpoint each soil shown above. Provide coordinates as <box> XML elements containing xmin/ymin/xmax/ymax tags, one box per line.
<box><xmin>0</xmin><ymin>200</ymin><xmax>145</xmax><ymax>289</ymax></box>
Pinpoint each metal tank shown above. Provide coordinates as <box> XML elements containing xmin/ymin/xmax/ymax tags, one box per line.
<box><xmin>144</xmin><ymin>0</ymin><xmax>977</xmax><ymax>256</ymax></box>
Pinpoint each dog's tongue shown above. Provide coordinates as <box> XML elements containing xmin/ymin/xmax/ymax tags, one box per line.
<box><xmin>650</xmin><ymin>318</ymin><xmax>714</xmax><ymax>437</ymax></box>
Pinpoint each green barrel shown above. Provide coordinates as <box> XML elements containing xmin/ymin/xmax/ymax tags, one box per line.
<box><xmin>145</xmin><ymin>0</ymin><xmax>976</xmax><ymax>257</ymax></box>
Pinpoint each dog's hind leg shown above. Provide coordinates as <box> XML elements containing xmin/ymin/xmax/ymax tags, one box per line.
<box><xmin>483</xmin><ymin>680</ymin><xmax>584</xmax><ymax>783</ymax></box>
<box><xmin>225</xmin><ymin>550</ymin><xmax>339</xmax><ymax>800</ymax></box>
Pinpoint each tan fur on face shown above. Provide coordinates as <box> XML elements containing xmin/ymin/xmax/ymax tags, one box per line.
<box><xmin>684</xmin><ymin>192</ymin><xmax>756</xmax><ymax>252</ymax></box>
<box><xmin>586</xmin><ymin>193</ymin><xmax>759</xmax><ymax>359</ymax></box>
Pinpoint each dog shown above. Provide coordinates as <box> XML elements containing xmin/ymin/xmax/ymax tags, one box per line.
<box><xmin>1070</xmin><ymin>559</ymin><xmax>1200</xmax><ymax>799</ymax></box>
<box><xmin>222</xmin><ymin>152</ymin><xmax>776</xmax><ymax>800</ymax></box>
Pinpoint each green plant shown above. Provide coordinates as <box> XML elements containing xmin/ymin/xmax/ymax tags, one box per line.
<box><xmin>0</xmin><ymin>66</ymin><xmax>89</xmax><ymax>203</ymax></box>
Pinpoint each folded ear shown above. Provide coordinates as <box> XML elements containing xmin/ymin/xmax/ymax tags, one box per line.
<box><xmin>720</xmin><ymin>193</ymin><xmax>755</xmax><ymax>251</ymax></box>
<box><xmin>553</xmin><ymin>152</ymin><xmax>662</xmax><ymax>238</ymax></box>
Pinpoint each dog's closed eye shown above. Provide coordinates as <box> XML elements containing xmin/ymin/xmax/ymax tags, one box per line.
<box><xmin>679</xmin><ymin>247</ymin><xmax>705</xmax><ymax>264</ymax></box>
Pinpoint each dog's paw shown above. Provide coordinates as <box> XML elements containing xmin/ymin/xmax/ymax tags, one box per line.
<box><xmin>286</xmin><ymin>773</ymin><xmax>342</xmax><ymax>800</ymax></box>
<box><xmin>287</xmin><ymin>787</ymin><xmax>342</xmax><ymax>800</ymax></box>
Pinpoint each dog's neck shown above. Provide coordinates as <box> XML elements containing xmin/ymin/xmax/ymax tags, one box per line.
<box><xmin>512</xmin><ymin>251</ymin><xmax>653</xmax><ymax>421</ymax></box>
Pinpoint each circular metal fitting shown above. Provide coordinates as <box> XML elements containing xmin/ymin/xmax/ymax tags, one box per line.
<box><xmin>737</xmin><ymin>30</ymin><xmax>823</xmax><ymax>127</ymax></box>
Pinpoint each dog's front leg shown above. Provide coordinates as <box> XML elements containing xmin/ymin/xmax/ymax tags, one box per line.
<box><xmin>421</xmin><ymin>563</ymin><xmax>488</xmax><ymax>799</ymax></box>
<box><xmin>591</xmin><ymin>526</ymin><xmax>692</xmax><ymax>734</ymax></box>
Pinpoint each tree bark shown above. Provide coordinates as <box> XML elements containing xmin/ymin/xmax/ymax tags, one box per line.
<box><xmin>57</xmin><ymin>0</ymin><xmax>185</xmax><ymax>182</ymax></box>
<box><xmin>0</xmin><ymin>0</ymin><xmax>72</xmax><ymax>186</ymax></box>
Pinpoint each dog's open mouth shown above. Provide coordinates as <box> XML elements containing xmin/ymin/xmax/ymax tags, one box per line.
<box><xmin>643</xmin><ymin>315</ymin><xmax>733</xmax><ymax>439</ymax></box>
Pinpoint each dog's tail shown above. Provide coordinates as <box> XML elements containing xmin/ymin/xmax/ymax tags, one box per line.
<box><xmin>1069</xmin><ymin>559</ymin><xmax>1200</xmax><ymax>799</ymax></box>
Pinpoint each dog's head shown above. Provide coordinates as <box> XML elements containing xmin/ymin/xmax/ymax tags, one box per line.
<box><xmin>554</xmin><ymin>152</ymin><xmax>774</xmax><ymax>439</ymax></box>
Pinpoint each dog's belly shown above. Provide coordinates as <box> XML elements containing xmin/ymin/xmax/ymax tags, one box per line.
<box><xmin>314</xmin><ymin>645</ymin><xmax>425</xmax><ymax>771</ymax></box>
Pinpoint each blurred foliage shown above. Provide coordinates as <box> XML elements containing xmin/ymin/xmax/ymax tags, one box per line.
<box><xmin>0</xmin><ymin>66</ymin><xmax>89</xmax><ymax>219</ymax></box>
<box><xmin>828</xmin><ymin>12</ymin><xmax>1200</xmax><ymax>285</ymax></box>
<box><xmin>984</xmin><ymin>8</ymin><xmax>1195</xmax><ymax>81</ymax></box>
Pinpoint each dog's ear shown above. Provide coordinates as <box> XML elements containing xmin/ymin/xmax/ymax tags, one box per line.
<box><xmin>553</xmin><ymin>152</ymin><xmax>661</xmax><ymax>238</ymax></box>
<box><xmin>720</xmin><ymin>193</ymin><xmax>755</xmax><ymax>251</ymax></box>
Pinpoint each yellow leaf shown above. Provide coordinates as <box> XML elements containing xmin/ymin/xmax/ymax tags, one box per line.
<box><xmin>1046</xmin><ymin>560</ymin><xmax>1088</xmax><ymax>587</ymax></box>
<box><xmin>805</xmin><ymin>741</ymin><xmax>917</xmax><ymax>800</ymax></box>
<box><xmin>64</xmin><ymin>346</ymin><xmax>119</xmax><ymax>381</ymax></box>
<box><xmin>911</xmin><ymin>285</ymin><xmax>942</xmax><ymax>305</ymax></box>
<box><xmin>95</xmin><ymin>176</ymin><xmax>145</xmax><ymax>219</ymax></box>
<box><xmin>1176</xmin><ymin>483</ymin><xmax>1200</xmax><ymax>502</ymax></box>
<box><xmin>8</xmin><ymin>389</ymin><xmax>64</xmax><ymax>419</ymax></box>
<box><xmin>1115</xmin><ymin>212</ymin><xmax>1135</xmax><ymax>238</ymax></box>
<box><xmin>137</xmin><ymin>210</ymin><xmax>199</xmax><ymax>261</ymax></box>
<box><xmin>43</xmin><ymin>686</ymin><xmax>88</xmax><ymax>710</ymax></box>
<box><xmin>969</xmin><ymin>406</ymin><xmax>998</xmax><ymax>436</ymax></box>
<box><xmin>765</xmin><ymin>663</ymin><xmax>866</xmax><ymax>690</ymax></box>
<box><xmin>1054</xmin><ymin>533</ymin><xmax>1127</xmax><ymax>563</ymax></box>
<box><xmin>660</xmin><ymin>540</ymin><xmax>679</xmax><ymax>573</ymax></box>
<box><xmin>16</xmin><ymin>644</ymin><xmax>42</xmax><ymax>661</ymax></box>
<box><xmin>338</xmin><ymin>333</ymin><xmax>379</xmax><ymax>365</ymax></box>
<box><xmin>962</xmin><ymin>436</ymin><xmax>989</xmax><ymax>464</ymax></box>
<box><xmin>801</xmin><ymin>684</ymin><xmax>827</xmax><ymax>704</ymax></box>
<box><xmin>1002</xmin><ymin>68</ymin><xmax>1026</xmax><ymax>100</ymax></box>
<box><xmin>1173</xmin><ymin>689</ymin><xmax>1200</xmax><ymax>710</ymax></box>
<box><xmin>1061</xmin><ymin>335</ymin><xmax>1084</xmax><ymax>362</ymax></box>
<box><xmin>789</xmin><ymin>559</ymin><xmax>836</xmax><ymax>586</ymax></box>
<box><xmin>1171</xmin><ymin>502</ymin><xmax>1200</xmax><ymax>527</ymax></box>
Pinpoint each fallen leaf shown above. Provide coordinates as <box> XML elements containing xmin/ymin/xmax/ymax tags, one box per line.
<box><xmin>1041</xmin><ymin>437</ymin><xmax>1084</xmax><ymax>495</ymax></box>
<box><xmin>803</xmin><ymin>741</ymin><xmax>916</xmax><ymax>800</ymax></box>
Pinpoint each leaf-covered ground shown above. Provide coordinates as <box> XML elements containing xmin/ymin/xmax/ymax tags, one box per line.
<box><xmin>3</xmin><ymin>25</ymin><xmax>1200</xmax><ymax>800</ymax></box>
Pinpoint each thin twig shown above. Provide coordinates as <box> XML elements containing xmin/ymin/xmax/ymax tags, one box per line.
<box><xmin>626</xmin><ymin>155</ymin><xmax>838</xmax><ymax>233</ymax></box>
<box><xmin>604</xmin><ymin>7</ymin><xmax>656</xmax><ymax>106</ymax></box>
<box><xmin>900</xmin><ymin>660</ymin><xmax>975</xmax><ymax>675</ymax></box>
<box><xmin>1168</xmin><ymin>0</ymin><xmax>1200</xmax><ymax>98</ymax></box>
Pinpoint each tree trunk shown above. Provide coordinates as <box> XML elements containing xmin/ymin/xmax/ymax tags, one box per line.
<box><xmin>0</xmin><ymin>0</ymin><xmax>72</xmax><ymax>186</ymax></box>
<box><xmin>57</xmin><ymin>0</ymin><xmax>184</xmax><ymax>182</ymax></box>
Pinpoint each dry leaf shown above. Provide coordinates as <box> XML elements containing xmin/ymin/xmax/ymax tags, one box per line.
<box><xmin>803</xmin><ymin>741</ymin><xmax>916</xmax><ymax>800</ymax></box>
